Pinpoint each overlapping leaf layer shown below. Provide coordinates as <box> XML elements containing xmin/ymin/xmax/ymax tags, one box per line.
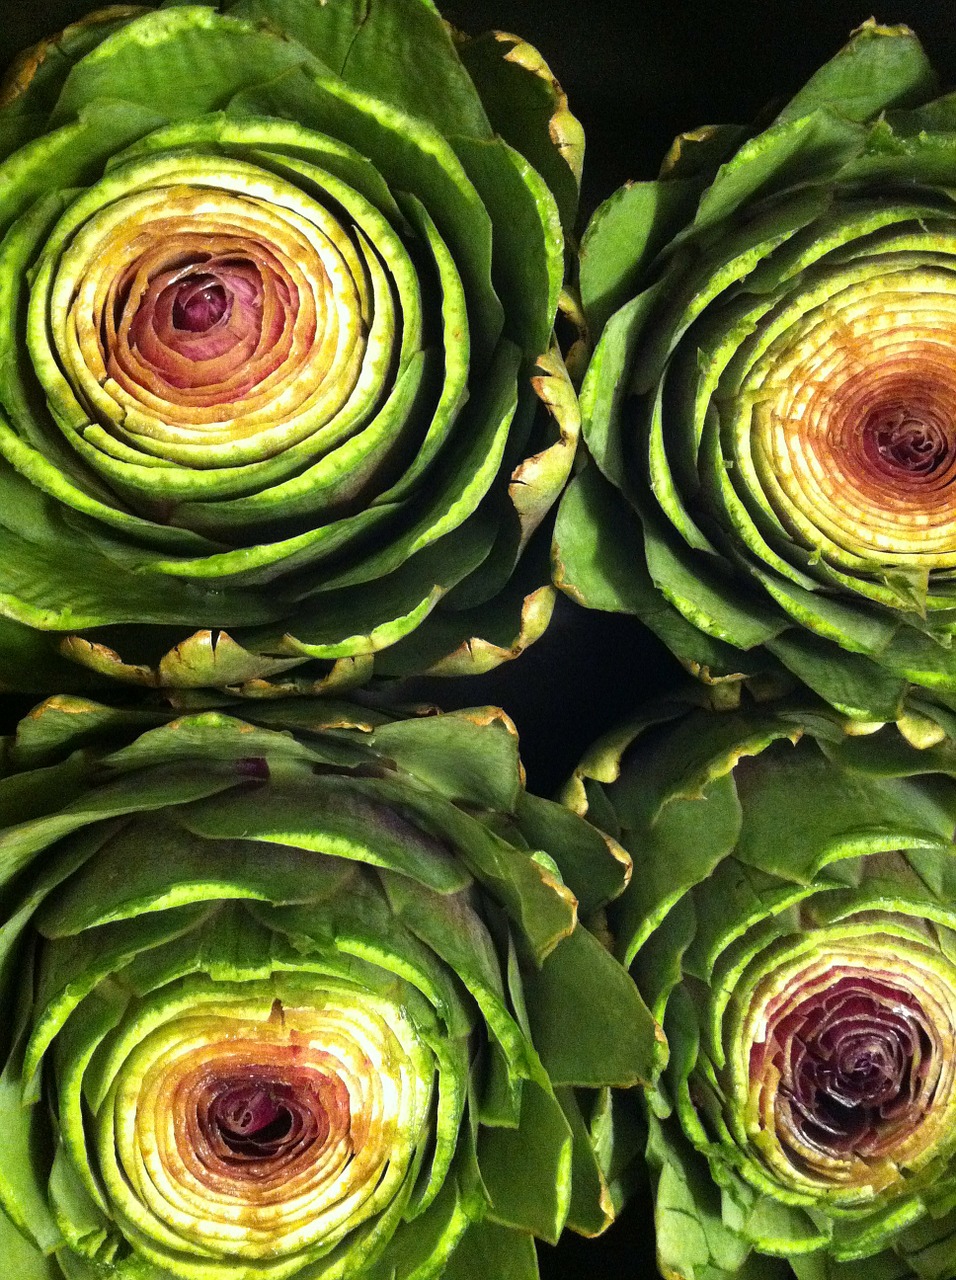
<box><xmin>555</xmin><ymin>21</ymin><xmax>956</xmax><ymax>721</ymax></box>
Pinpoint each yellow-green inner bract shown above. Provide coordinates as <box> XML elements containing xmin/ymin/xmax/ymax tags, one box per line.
<box><xmin>29</xmin><ymin>148</ymin><xmax>417</xmax><ymax>513</ymax></box>
<box><xmin>92</xmin><ymin>986</ymin><xmax>434</xmax><ymax>1274</ymax></box>
<box><xmin>37</xmin><ymin>157</ymin><xmax>383</xmax><ymax>478</ymax></box>
<box><xmin>66</xmin><ymin>186</ymin><xmax>365</xmax><ymax>446</ymax></box>
<box><xmin>741</xmin><ymin>266</ymin><xmax>956</xmax><ymax>569</ymax></box>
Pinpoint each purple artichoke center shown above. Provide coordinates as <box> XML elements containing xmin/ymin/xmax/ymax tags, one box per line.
<box><xmin>171</xmin><ymin>274</ymin><xmax>230</xmax><ymax>332</ymax></box>
<box><xmin>209</xmin><ymin>1080</ymin><xmax>314</xmax><ymax>1158</ymax></box>
<box><xmin>776</xmin><ymin>976</ymin><xmax>932</xmax><ymax>1158</ymax></box>
<box><xmin>863</xmin><ymin>405</ymin><xmax>951</xmax><ymax>476</ymax></box>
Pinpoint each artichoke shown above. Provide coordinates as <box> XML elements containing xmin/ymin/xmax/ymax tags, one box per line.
<box><xmin>554</xmin><ymin>20</ymin><xmax>956</xmax><ymax>722</ymax></box>
<box><xmin>564</xmin><ymin>692</ymin><xmax>956</xmax><ymax>1279</ymax></box>
<box><xmin>0</xmin><ymin>0</ymin><xmax>582</xmax><ymax>695</ymax></box>
<box><xmin>0</xmin><ymin>693</ymin><xmax>654</xmax><ymax>1279</ymax></box>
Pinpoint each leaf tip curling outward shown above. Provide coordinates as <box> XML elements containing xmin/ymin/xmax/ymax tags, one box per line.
<box><xmin>495</xmin><ymin>29</ymin><xmax>585</xmax><ymax>187</ymax></box>
<box><xmin>554</xmin><ymin>14</ymin><xmax>956</xmax><ymax>724</ymax></box>
<box><xmin>0</xmin><ymin>4</ymin><xmax>148</xmax><ymax>107</ymax></box>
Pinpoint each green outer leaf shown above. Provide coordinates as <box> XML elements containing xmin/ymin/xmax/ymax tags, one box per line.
<box><xmin>553</xmin><ymin>464</ymin><xmax>758</xmax><ymax>678</ymax></box>
<box><xmin>27</xmin><ymin>904</ymin><xmax>214</xmax><ymax>1085</ymax></box>
<box><xmin>0</xmin><ymin>7</ymin><xmax>149</xmax><ymax>123</ymax></box>
<box><xmin>177</xmin><ymin>777</ymin><xmax>476</xmax><ymax>895</ymax></box>
<box><xmin>558</xmin><ymin>18</ymin><xmax>956</xmax><ymax>720</ymax></box>
<box><xmin>647</xmin><ymin>1112</ymin><xmax>769</xmax><ymax>1280</ymax></box>
<box><xmin>438</xmin><ymin>1215</ymin><xmax>539</xmax><ymax>1280</ymax></box>
<box><xmin>613</xmin><ymin>770</ymin><xmax>742</xmax><ymax>965</ymax></box>
<box><xmin>579</xmin><ymin>177</ymin><xmax>701</xmax><ymax>337</ymax></box>
<box><xmin>50</xmin><ymin>7</ymin><xmax>311</xmax><ymax>125</ymax></box>
<box><xmin>227</xmin><ymin>0</ymin><xmax>493</xmax><ymax>144</ymax></box>
<box><xmin>478</xmin><ymin>1078</ymin><xmax>572</xmax><ymax>1245</ymax></box>
<box><xmin>32</xmin><ymin>819</ymin><xmax>365</xmax><ymax>937</ymax></box>
<box><xmin>0</xmin><ymin>1203</ymin><xmax>60</xmax><ymax>1279</ymax></box>
<box><xmin>455</xmin><ymin>29</ymin><xmax>582</xmax><ymax>238</ymax></box>
<box><xmin>732</xmin><ymin>738</ymin><xmax>956</xmax><ymax>882</ymax></box>
<box><xmin>523</xmin><ymin>925</ymin><xmax>663</xmax><ymax>1088</ymax></box>
<box><xmin>765</xmin><ymin>632</ymin><xmax>908</xmax><ymax>722</ymax></box>
<box><xmin>362</xmin><ymin>1172</ymin><xmax>470</xmax><ymax>1280</ymax></box>
<box><xmin>555</xmin><ymin>1086</ymin><xmax>614</xmax><ymax>1237</ymax></box>
<box><xmin>775</xmin><ymin>20</ymin><xmax>937</xmax><ymax>125</ymax></box>
<box><xmin>0</xmin><ymin>765</ymin><xmax>241</xmax><ymax>884</ymax></box>
<box><xmin>0</xmin><ymin>0</ymin><xmax>572</xmax><ymax>691</ymax></box>
<box><xmin>369</xmin><ymin>708</ymin><xmax>522</xmax><ymax>812</ymax></box>
<box><xmin>512</xmin><ymin>789</ymin><xmax>629</xmax><ymax>918</ymax></box>
<box><xmin>0</xmin><ymin>1015</ymin><xmax>60</xmax><ymax>1252</ymax></box>
<box><xmin>380</xmin><ymin>874</ymin><xmax>530</xmax><ymax>1088</ymax></box>
<box><xmin>453</xmin><ymin>133</ymin><xmax>562</xmax><ymax>355</ymax></box>
<box><xmin>9</xmin><ymin>697</ymin><xmax>167</xmax><ymax>772</ymax></box>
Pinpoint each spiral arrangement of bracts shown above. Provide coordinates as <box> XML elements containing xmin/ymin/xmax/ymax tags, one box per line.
<box><xmin>0</xmin><ymin>697</ymin><xmax>652</xmax><ymax>1279</ymax></box>
<box><xmin>564</xmin><ymin>694</ymin><xmax>956</xmax><ymax>1276</ymax></box>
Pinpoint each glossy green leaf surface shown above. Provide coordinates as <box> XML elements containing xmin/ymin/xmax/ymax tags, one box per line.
<box><xmin>570</xmin><ymin>691</ymin><xmax>956</xmax><ymax>1279</ymax></box>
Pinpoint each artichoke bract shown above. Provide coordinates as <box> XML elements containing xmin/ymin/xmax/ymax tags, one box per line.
<box><xmin>0</xmin><ymin>0</ymin><xmax>583</xmax><ymax>694</ymax></box>
<box><xmin>0</xmin><ymin>695</ymin><xmax>654</xmax><ymax>1279</ymax></box>
<box><xmin>555</xmin><ymin>21</ymin><xmax>956</xmax><ymax>722</ymax></box>
<box><xmin>564</xmin><ymin>694</ymin><xmax>956</xmax><ymax>1279</ymax></box>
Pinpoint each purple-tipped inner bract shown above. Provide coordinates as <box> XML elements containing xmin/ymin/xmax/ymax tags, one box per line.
<box><xmin>170</xmin><ymin>273</ymin><xmax>232</xmax><ymax>333</ymax></box>
<box><xmin>862</xmin><ymin>402</ymin><xmax>954</xmax><ymax>478</ymax></box>
<box><xmin>209</xmin><ymin>1079</ymin><xmax>314</xmax><ymax>1158</ymax></box>
<box><xmin>758</xmin><ymin>973</ymin><xmax>940</xmax><ymax>1173</ymax></box>
<box><xmin>779</xmin><ymin>977</ymin><xmax>931</xmax><ymax>1157</ymax></box>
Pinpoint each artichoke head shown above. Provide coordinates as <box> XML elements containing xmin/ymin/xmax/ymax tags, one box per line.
<box><xmin>555</xmin><ymin>21</ymin><xmax>956</xmax><ymax>723</ymax></box>
<box><xmin>0</xmin><ymin>694</ymin><xmax>655</xmax><ymax>1280</ymax></box>
<box><xmin>566</xmin><ymin>692</ymin><xmax>956</xmax><ymax>1278</ymax></box>
<box><xmin>0</xmin><ymin>0</ymin><xmax>583</xmax><ymax>694</ymax></box>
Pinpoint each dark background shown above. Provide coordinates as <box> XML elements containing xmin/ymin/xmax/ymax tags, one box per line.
<box><xmin>2</xmin><ymin>0</ymin><xmax>956</xmax><ymax>1276</ymax></box>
